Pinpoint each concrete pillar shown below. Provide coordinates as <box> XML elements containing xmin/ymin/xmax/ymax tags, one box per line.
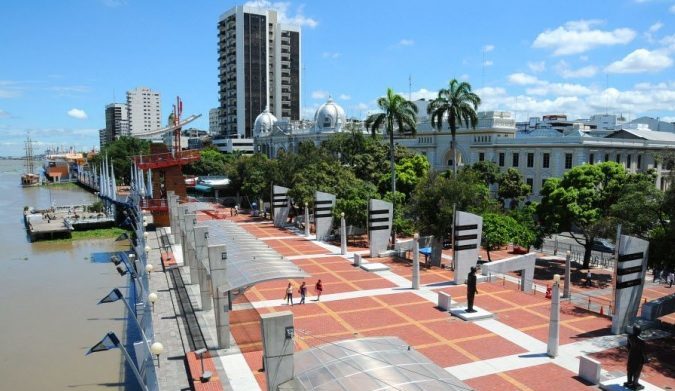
<box><xmin>412</xmin><ymin>233</ymin><xmax>420</xmax><ymax>290</ymax></box>
<box><xmin>184</xmin><ymin>214</ymin><xmax>199</xmax><ymax>285</ymax></box>
<box><xmin>261</xmin><ymin>312</ymin><xmax>294</xmax><ymax>391</ymax></box>
<box><xmin>176</xmin><ymin>205</ymin><xmax>186</xmax><ymax>246</ymax></box>
<box><xmin>193</xmin><ymin>226</ymin><xmax>212</xmax><ymax>311</ymax></box>
<box><xmin>210</xmin><ymin>243</ymin><xmax>229</xmax><ymax>349</ymax></box>
<box><xmin>563</xmin><ymin>251</ymin><xmax>571</xmax><ymax>299</ymax></box>
<box><xmin>340</xmin><ymin>212</ymin><xmax>347</xmax><ymax>255</ymax></box>
<box><xmin>353</xmin><ymin>253</ymin><xmax>362</xmax><ymax>267</ymax></box>
<box><xmin>547</xmin><ymin>281</ymin><xmax>560</xmax><ymax>357</ymax></box>
<box><xmin>304</xmin><ymin>203</ymin><xmax>310</xmax><ymax>236</ymax></box>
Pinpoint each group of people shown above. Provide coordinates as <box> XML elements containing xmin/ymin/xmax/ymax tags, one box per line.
<box><xmin>653</xmin><ymin>267</ymin><xmax>674</xmax><ymax>288</ymax></box>
<box><xmin>284</xmin><ymin>280</ymin><xmax>323</xmax><ymax>306</ymax></box>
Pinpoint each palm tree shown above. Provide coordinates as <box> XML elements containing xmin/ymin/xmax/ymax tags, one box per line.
<box><xmin>428</xmin><ymin>79</ymin><xmax>481</xmax><ymax>175</ymax></box>
<box><xmin>365</xmin><ymin>87</ymin><xmax>418</xmax><ymax>244</ymax></box>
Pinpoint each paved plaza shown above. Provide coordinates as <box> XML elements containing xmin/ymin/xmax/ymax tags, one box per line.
<box><xmin>156</xmin><ymin>208</ymin><xmax>675</xmax><ymax>391</ymax></box>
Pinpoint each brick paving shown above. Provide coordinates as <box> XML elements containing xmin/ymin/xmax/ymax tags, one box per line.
<box><xmin>188</xmin><ymin>212</ymin><xmax>674</xmax><ymax>391</ymax></box>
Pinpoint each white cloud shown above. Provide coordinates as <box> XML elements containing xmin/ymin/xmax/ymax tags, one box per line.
<box><xmin>408</xmin><ymin>88</ymin><xmax>438</xmax><ymax>101</ymax></box>
<box><xmin>355</xmin><ymin>103</ymin><xmax>369</xmax><ymax>111</ymax></box>
<box><xmin>311</xmin><ymin>90</ymin><xmax>328</xmax><ymax>100</ymax></box>
<box><xmin>0</xmin><ymin>80</ymin><xmax>25</xmax><ymax>98</ymax></box>
<box><xmin>661</xmin><ymin>34</ymin><xmax>675</xmax><ymax>53</ymax></box>
<box><xmin>483</xmin><ymin>44</ymin><xmax>495</xmax><ymax>52</ymax></box>
<box><xmin>322</xmin><ymin>51</ymin><xmax>341</xmax><ymax>59</ymax></box>
<box><xmin>399</xmin><ymin>39</ymin><xmax>415</xmax><ymax>46</ymax></box>
<box><xmin>555</xmin><ymin>60</ymin><xmax>598</xmax><ymax>78</ymax></box>
<box><xmin>508</xmin><ymin>73</ymin><xmax>540</xmax><ymax>85</ymax></box>
<box><xmin>670</xmin><ymin>4</ymin><xmax>675</xmax><ymax>13</ymax></box>
<box><xmin>605</xmin><ymin>48</ymin><xmax>673</xmax><ymax>73</ymax></box>
<box><xmin>532</xmin><ymin>19</ymin><xmax>636</xmax><ymax>55</ymax></box>
<box><xmin>527</xmin><ymin>61</ymin><xmax>546</xmax><ymax>73</ymax></box>
<box><xmin>244</xmin><ymin>1</ymin><xmax>318</xmax><ymax>28</ymax></box>
<box><xmin>526</xmin><ymin>82</ymin><xmax>593</xmax><ymax>96</ymax></box>
<box><xmin>67</xmin><ymin>108</ymin><xmax>88</xmax><ymax>120</ymax></box>
<box><xmin>483</xmin><ymin>60</ymin><xmax>493</xmax><ymax>67</ymax></box>
<box><xmin>459</xmin><ymin>74</ymin><xmax>470</xmax><ymax>81</ymax></box>
<box><xmin>645</xmin><ymin>22</ymin><xmax>663</xmax><ymax>42</ymax></box>
<box><xmin>338</xmin><ymin>94</ymin><xmax>351</xmax><ymax>100</ymax></box>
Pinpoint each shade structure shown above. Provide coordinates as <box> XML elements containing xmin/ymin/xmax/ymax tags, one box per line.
<box><xmin>280</xmin><ymin>337</ymin><xmax>471</xmax><ymax>391</ymax></box>
<box><xmin>199</xmin><ymin>220</ymin><xmax>308</xmax><ymax>292</ymax></box>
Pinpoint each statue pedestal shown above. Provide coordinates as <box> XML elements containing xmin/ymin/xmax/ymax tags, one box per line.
<box><xmin>599</xmin><ymin>376</ymin><xmax>659</xmax><ymax>391</ymax></box>
<box><xmin>450</xmin><ymin>306</ymin><xmax>494</xmax><ymax>321</ymax></box>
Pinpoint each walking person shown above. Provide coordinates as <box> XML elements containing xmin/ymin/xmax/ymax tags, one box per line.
<box><xmin>668</xmin><ymin>271</ymin><xmax>674</xmax><ymax>288</ymax></box>
<box><xmin>315</xmin><ymin>279</ymin><xmax>323</xmax><ymax>301</ymax></box>
<box><xmin>299</xmin><ymin>281</ymin><xmax>307</xmax><ymax>304</ymax></box>
<box><xmin>284</xmin><ymin>283</ymin><xmax>294</xmax><ymax>306</ymax></box>
<box><xmin>585</xmin><ymin>270</ymin><xmax>593</xmax><ymax>287</ymax></box>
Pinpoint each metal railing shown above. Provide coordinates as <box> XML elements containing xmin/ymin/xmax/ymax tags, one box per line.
<box><xmin>537</xmin><ymin>237</ymin><xmax>615</xmax><ymax>269</ymax></box>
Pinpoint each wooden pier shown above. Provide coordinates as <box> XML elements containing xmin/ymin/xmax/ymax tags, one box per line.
<box><xmin>24</xmin><ymin>204</ymin><xmax>115</xmax><ymax>242</ymax></box>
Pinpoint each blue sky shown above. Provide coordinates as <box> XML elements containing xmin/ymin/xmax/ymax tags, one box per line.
<box><xmin>1</xmin><ymin>0</ymin><xmax>674</xmax><ymax>157</ymax></box>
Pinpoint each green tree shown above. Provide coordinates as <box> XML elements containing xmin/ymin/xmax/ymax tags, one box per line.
<box><xmin>184</xmin><ymin>147</ymin><xmax>229</xmax><ymax>176</ymax></box>
<box><xmin>610</xmin><ymin>170</ymin><xmax>664</xmax><ymax>238</ymax></box>
<box><xmin>537</xmin><ymin>162</ymin><xmax>628</xmax><ymax>269</ymax></box>
<box><xmin>410</xmin><ymin>169</ymin><xmax>493</xmax><ymax>266</ymax></box>
<box><xmin>91</xmin><ymin>136</ymin><xmax>150</xmax><ymax>185</ymax></box>
<box><xmin>382</xmin><ymin>153</ymin><xmax>430</xmax><ymax>198</ymax></box>
<box><xmin>468</xmin><ymin>160</ymin><xmax>501</xmax><ymax>187</ymax></box>
<box><xmin>497</xmin><ymin>168</ymin><xmax>531</xmax><ymax>208</ymax></box>
<box><xmin>427</xmin><ymin>79</ymin><xmax>481</xmax><ymax>175</ymax></box>
<box><xmin>482</xmin><ymin>213</ymin><xmax>518</xmax><ymax>261</ymax></box>
<box><xmin>365</xmin><ymin>88</ymin><xmax>418</xmax><ymax>242</ymax></box>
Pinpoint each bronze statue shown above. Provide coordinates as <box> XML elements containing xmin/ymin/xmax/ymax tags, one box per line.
<box><xmin>467</xmin><ymin>266</ymin><xmax>478</xmax><ymax>313</ymax></box>
<box><xmin>624</xmin><ymin>325</ymin><xmax>648</xmax><ymax>390</ymax></box>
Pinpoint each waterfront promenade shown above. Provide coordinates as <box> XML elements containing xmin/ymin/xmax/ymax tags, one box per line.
<box><xmin>145</xmin><ymin>209</ymin><xmax>674</xmax><ymax>391</ymax></box>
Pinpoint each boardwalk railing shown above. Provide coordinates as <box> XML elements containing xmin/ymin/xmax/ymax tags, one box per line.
<box><xmin>536</xmin><ymin>237</ymin><xmax>615</xmax><ymax>269</ymax></box>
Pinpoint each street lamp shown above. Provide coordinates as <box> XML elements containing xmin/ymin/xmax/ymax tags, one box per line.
<box><xmin>148</xmin><ymin>292</ymin><xmax>158</xmax><ymax>312</ymax></box>
<box><xmin>145</xmin><ymin>263</ymin><xmax>154</xmax><ymax>278</ymax></box>
<box><xmin>195</xmin><ymin>348</ymin><xmax>212</xmax><ymax>382</ymax></box>
<box><xmin>150</xmin><ymin>342</ymin><xmax>164</xmax><ymax>368</ymax></box>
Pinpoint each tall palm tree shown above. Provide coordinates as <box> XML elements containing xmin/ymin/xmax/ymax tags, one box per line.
<box><xmin>428</xmin><ymin>79</ymin><xmax>481</xmax><ymax>175</ymax></box>
<box><xmin>365</xmin><ymin>87</ymin><xmax>418</xmax><ymax>244</ymax></box>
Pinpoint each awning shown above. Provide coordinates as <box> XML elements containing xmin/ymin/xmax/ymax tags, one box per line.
<box><xmin>199</xmin><ymin>220</ymin><xmax>308</xmax><ymax>292</ymax></box>
<box><xmin>280</xmin><ymin>337</ymin><xmax>472</xmax><ymax>390</ymax></box>
<box><xmin>194</xmin><ymin>184</ymin><xmax>213</xmax><ymax>193</ymax></box>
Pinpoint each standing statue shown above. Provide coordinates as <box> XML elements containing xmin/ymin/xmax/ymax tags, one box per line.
<box><xmin>466</xmin><ymin>266</ymin><xmax>478</xmax><ymax>313</ymax></box>
<box><xmin>624</xmin><ymin>325</ymin><xmax>648</xmax><ymax>390</ymax></box>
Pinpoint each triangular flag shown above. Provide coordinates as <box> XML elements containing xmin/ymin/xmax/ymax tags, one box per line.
<box><xmin>86</xmin><ymin>332</ymin><xmax>119</xmax><ymax>355</ymax></box>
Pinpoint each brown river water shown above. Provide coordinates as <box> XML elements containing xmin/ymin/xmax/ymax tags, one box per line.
<box><xmin>0</xmin><ymin>160</ymin><xmax>129</xmax><ymax>390</ymax></box>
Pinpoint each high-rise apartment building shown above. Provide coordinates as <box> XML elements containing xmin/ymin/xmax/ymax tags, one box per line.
<box><xmin>209</xmin><ymin>107</ymin><xmax>225</xmax><ymax>134</ymax></box>
<box><xmin>217</xmin><ymin>5</ymin><xmax>301</xmax><ymax>138</ymax></box>
<box><xmin>103</xmin><ymin>103</ymin><xmax>129</xmax><ymax>146</ymax></box>
<box><xmin>127</xmin><ymin>87</ymin><xmax>162</xmax><ymax>135</ymax></box>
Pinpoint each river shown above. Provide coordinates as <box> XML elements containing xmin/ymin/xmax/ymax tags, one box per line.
<box><xmin>0</xmin><ymin>160</ymin><xmax>128</xmax><ymax>390</ymax></box>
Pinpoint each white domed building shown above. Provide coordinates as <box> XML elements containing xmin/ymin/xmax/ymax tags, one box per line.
<box><xmin>254</xmin><ymin>97</ymin><xmax>356</xmax><ymax>157</ymax></box>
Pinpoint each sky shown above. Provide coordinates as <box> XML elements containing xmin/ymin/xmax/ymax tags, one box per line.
<box><xmin>1</xmin><ymin>0</ymin><xmax>675</xmax><ymax>157</ymax></box>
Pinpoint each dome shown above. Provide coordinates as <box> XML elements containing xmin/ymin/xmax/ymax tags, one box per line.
<box><xmin>254</xmin><ymin>107</ymin><xmax>278</xmax><ymax>136</ymax></box>
<box><xmin>314</xmin><ymin>97</ymin><xmax>346</xmax><ymax>132</ymax></box>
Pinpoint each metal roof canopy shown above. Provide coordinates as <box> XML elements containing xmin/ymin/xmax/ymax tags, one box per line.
<box><xmin>199</xmin><ymin>220</ymin><xmax>308</xmax><ymax>292</ymax></box>
<box><xmin>280</xmin><ymin>337</ymin><xmax>472</xmax><ymax>391</ymax></box>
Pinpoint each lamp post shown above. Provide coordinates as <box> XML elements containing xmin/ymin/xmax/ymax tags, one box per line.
<box><xmin>340</xmin><ymin>212</ymin><xmax>347</xmax><ymax>255</ymax></box>
<box><xmin>304</xmin><ymin>202</ymin><xmax>310</xmax><ymax>236</ymax></box>
<box><xmin>563</xmin><ymin>250</ymin><xmax>571</xmax><ymax>299</ymax></box>
<box><xmin>195</xmin><ymin>348</ymin><xmax>212</xmax><ymax>382</ymax></box>
<box><xmin>145</xmin><ymin>263</ymin><xmax>154</xmax><ymax>279</ymax></box>
<box><xmin>547</xmin><ymin>274</ymin><xmax>561</xmax><ymax>357</ymax></box>
<box><xmin>148</xmin><ymin>292</ymin><xmax>158</xmax><ymax>313</ymax></box>
<box><xmin>150</xmin><ymin>342</ymin><xmax>164</xmax><ymax>368</ymax></box>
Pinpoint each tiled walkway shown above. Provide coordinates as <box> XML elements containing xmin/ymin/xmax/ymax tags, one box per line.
<box><xmin>195</xmin><ymin>213</ymin><xmax>673</xmax><ymax>391</ymax></box>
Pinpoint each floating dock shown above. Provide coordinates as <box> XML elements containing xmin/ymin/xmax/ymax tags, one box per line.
<box><xmin>23</xmin><ymin>205</ymin><xmax>115</xmax><ymax>241</ymax></box>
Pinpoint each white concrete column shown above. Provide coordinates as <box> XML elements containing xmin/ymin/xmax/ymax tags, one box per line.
<box><xmin>547</xmin><ymin>278</ymin><xmax>560</xmax><ymax>357</ymax></box>
<box><xmin>261</xmin><ymin>312</ymin><xmax>294</xmax><ymax>391</ymax></box>
<box><xmin>193</xmin><ymin>226</ymin><xmax>212</xmax><ymax>311</ymax></box>
<box><xmin>340</xmin><ymin>212</ymin><xmax>347</xmax><ymax>255</ymax></box>
<box><xmin>304</xmin><ymin>203</ymin><xmax>310</xmax><ymax>236</ymax></box>
<box><xmin>412</xmin><ymin>233</ymin><xmax>420</xmax><ymax>290</ymax></box>
<box><xmin>210</xmin><ymin>243</ymin><xmax>229</xmax><ymax>349</ymax></box>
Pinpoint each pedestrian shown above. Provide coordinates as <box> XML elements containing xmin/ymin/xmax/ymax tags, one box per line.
<box><xmin>668</xmin><ymin>272</ymin><xmax>674</xmax><ymax>288</ymax></box>
<box><xmin>234</xmin><ymin>204</ymin><xmax>239</xmax><ymax>216</ymax></box>
<box><xmin>299</xmin><ymin>281</ymin><xmax>307</xmax><ymax>304</ymax></box>
<box><xmin>315</xmin><ymin>279</ymin><xmax>323</xmax><ymax>301</ymax></box>
<box><xmin>284</xmin><ymin>282</ymin><xmax>293</xmax><ymax>306</ymax></box>
<box><xmin>585</xmin><ymin>270</ymin><xmax>593</xmax><ymax>287</ymax></box>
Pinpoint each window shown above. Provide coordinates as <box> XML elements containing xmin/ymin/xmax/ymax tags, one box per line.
<box><xmin>527</xmin><ymin>153</ymin><xmax>534</xmax><ymax>168</ymax></box>
<box><xmin>616</xmin><ymin>154</ymin><xmax>621</xmax><ymax>164</ymax></box>
<box><xmin>526</xmin><ymin>178</ymin><xmax>533</xmax><ymax>193</ymax></box>
<box><xmin>627</xmin><ymin>155</ymin><xmax>632</xmax><ymax>169</ymax></box>
<box><xmin>605</xmin><ymin>153</ymin><xmax>609</xmax><ymax>162</ymax></box>
<box><xmin>512</xmin><ymin>152</ymin><xmax>519</xmax><ymax>167</ymax></box>
<box><xmin>499</xmin><ymin>153</ymin><xmax>505</xmax><ymax>167</ymax></box>
<box><xmin>543</xmin><ymin>153</ymin><xmax>550</xmax><ymax>168</ymax></box>
<box><xmin>479</xmin><ymin>152</ymin><xmax>485</xmax><ymax>162</ymax></box>
<box><xmin>565</xmin><ymin>153</ymin><xmax>573</xmax><ymax>169</ymax></box>
<box><xmin>637</xmin><ymin>155</ymin><xmax>642</xmax><ymax>170</ymax></box>
<box><xmin>589</xmin><ymin>153</ymin><xmax>595</xmax><ymax>164</ymax></box>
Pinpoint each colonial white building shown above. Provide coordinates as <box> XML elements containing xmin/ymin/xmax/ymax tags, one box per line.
<box><xmin>254</xmin><ymin>98</ymin><xmax>675</xmax><ymax>193</ymax></box>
